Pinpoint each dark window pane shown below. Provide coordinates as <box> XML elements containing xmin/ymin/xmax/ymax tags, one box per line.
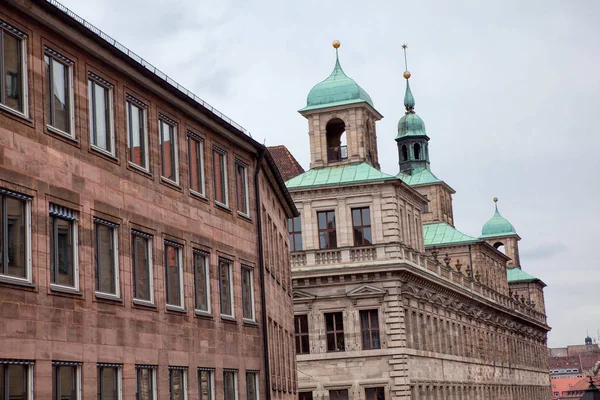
<box><xmin>242</xmin><ymin>267</ymin><xmax>253</xmax><ymax>319</ymax></box>
<box><xmin>246</xmin><ymin>372</ymin><xmax>257</xmax><ymax>400</ymax></box>
<box><xmin>51</xmin><ymin>217</ymin><xmax>74</xmax><ymax>287</ymax></box>
<box><xmin>133</xmin><ymin>235</ymin><xmax>151</xmax><ymax>301</ymax></box>
<box><xmin>213</xmin><ymin>151</ymin><xmax>227</xmax><ymax>204</ymax></box>
<box><xmin>137</xmin><ymin>368</ymin><xmax>153</xmax><ymax>400</ymax></box>
<box><xmin>219</xmin><ymin>260</ymin><xmax>232</xmax><ymax>316</ymax></box>
<box><xmin>223</xmin><ymin>371</ymin><xmax>236</xmax><ymax>400</ymax></box>
<box><xmin>128</xmin><ymin>102</ymin><xmax>146</xmax><ymax>168</ymax></box>
<box><xmin>165</xmin><ymin>245</ymin><xmax>181</xmax><ymax>306</ymax></box>
<box><xmin>299</xmin><ymin>392</ymin><xmax>313</xmax><ymax>400</ymax></box>
<box><xmin>198</xmin><ymin>371</ymin><xmax>212</xmax><ymax>400</ymax></box>
<box><xmin>317</xmin><ymin>212</ymin><xmax>326</xmax><ymax>229</ymax></box>
<box><xmin>362</xmin><ymin>208</ymin><xmax>371</xmax><ymax>226</ymax></box>
<box><xmin>194</xmin><ymin>253</ymin><xmax>208</xmax><ymax>312</ymax></box>
<box><xmin>96</xmin><ymin>223</ymin><xmax>116</xmax><ymax>294</ymax></box>
<box><xmin>91</xmin><ymin>81</ymin><xmax>109</xmax><ymax>151</ymax></box>
<box><xmin>99</xmin><ymin>367</ymin><xmax>118</xmax><ymax>400</ymax></box>
<box><xmin>3</xmin><ymin>32</ymin><xmax>22</xmax><ymax>112</ymax></box>
<box><xmin>5</xmin><ymin>196</ymin><xmax>26</xmax><ymax>278</ymax></box>
<box><xmin>170</xmin><ymin>369</ymin><xmax>184</xmax><ymax>400</ymax></box>
<box><xmin>363</xmin><ymin>228</ymin><xmax>372</xmax><ymax>245</ymax></box>
<box><xmin>352</xmin><ymin>209</ymin><xmax>361</xmax><ymax>227</ymax></box>
<box><xmin>161</xmin><ymin>121</ymin><xmax>176</xmax><ymax>181</ymax></box>
<box><xmin>51</xmin><ymin>58</ymin><xmax>69</xmax><ymax>132</ymax></box>
<box><xmin>294</xmin><ymin>235</ymin><xmax>303</xmax><ymax>252</ymax></box>
<box><xmin>236</xmin><ymin>164</ymin><xmax>248</xmax><ymax>214</ymax></box>
<box><xmin>8</xmin><ymin>364</ymin><xmax>27</xmax><ymax>399</ymax></box>
<box><xmin>327</xmin><ymin>212</ymin><xmax>335</xmax><ymax>228</ymax></box>
<box><xmin>189</xmin><ymin>138</ymin><xmax>201</xmax><ymax>193</ymax></box>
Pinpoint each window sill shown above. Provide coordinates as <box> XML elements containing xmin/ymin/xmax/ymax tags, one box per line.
<box><xmin>166</xmin><ymin>305</ymin><xmax>187</xmax><ymax>314</ymax></box>
<box><xmin>133</xmin><ymin>299</ymin><xmax>157</xmax><ymax>308</ymax></box>
<box><xmin>215</xmin><ymin>202</ymin><xmax>231</xmax><ymax>212</ymax></box>
<box><xmin>0</xmin><ymin>275</ymin><xmax>36</xmax><ymax>289</ymax></box>
<box><xmin>127</xmin><ymin>162</ymin><xmax>152</xmax><ymax>178</ymax></box>
<box><xmin>90</xmin><ymin>145</ymin><xmax>119</xmax><ymax>163</ymax></box>
<box><xmin>95</xmin><ymin>292</ymin><xmax>123</xmax><ymax>302</ymax></box>
<box><xmin>195</xmin><ymin>310</ymin><xmax>213</xmax><ymax>319</ymax></box>
<box><xmin>237</xmin><ymin>211</ymin><xmax>252</xmax><ymax>221</ymax></box>
<box><xmin>220</xmin><ymin>315</ymin><xmax>237</xmax><ymax>324</ymax></box>
<box><xmin>243</xmin><ymin>319</ymin><xmax>258</xmax><ymax>327</ymax></box>
<box><xmin>47</xmin><ymin>125</ymin><xmax>76</xmax><ymax>141</ymax></box>
<box><xmin>50</xmin><ymin>284</ymin><xmax>83</xmax><ymax>296</ymax></box>
<box><xmin>160</xmin><ymin>177</ymin><xmax>182</xmax><ymax>190</ymax></box>
<box><xmin>0</xmin><ymin>103</ymin><xmax>31</xmax><ymax>123</ymax></box>
<box><xmin>190</xmin><ymin>190</ymin><xmax>208</xmax><ymax>202</ymax></box>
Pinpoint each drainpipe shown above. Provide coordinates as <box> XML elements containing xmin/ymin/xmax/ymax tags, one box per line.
<box><xmin>254</xmin><ymin>147</ymin><xmax>271</xmax><ymax>400</ymax></box>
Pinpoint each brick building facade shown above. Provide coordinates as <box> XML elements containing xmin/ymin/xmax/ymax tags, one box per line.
<box><xmin>0</xmin><ymin>1</ymin><xmax>297</xmax><ymax>399</ymax></box>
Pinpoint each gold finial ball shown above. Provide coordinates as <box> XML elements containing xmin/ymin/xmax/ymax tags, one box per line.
<box><xmin>493</xmin><ymin>197</ymin><xmax>498</xmax><ymax>203</ymax></box>
<box><xmin>403</xmin><ymin>71</ymin><xmax>411</xmax><ymax>79</ymax></box>
<box><xmin>332</xmin><ymin>40</ymin><xmax>341</xmax><ymax>49</ymax></box>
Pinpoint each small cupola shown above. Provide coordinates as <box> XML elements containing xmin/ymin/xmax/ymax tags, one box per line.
<box><xmin>481</xmin><ymin>198</ymin><xmax>517</xmax><ymax>238</ymax></box>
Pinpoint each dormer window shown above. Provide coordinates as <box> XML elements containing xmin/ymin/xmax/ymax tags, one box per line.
<box><xmin>326</xmin><ymin>118</ymin><xmax>347</xmax><ymax>162</ymax></box>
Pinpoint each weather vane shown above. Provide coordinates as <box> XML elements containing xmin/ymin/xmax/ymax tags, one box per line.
<box><xmin>402</xmin><ymin>43</ymin><xmax>410</xmax><ymax>79</ymax></box>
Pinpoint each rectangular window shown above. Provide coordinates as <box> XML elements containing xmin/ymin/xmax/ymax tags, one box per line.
<box><xmin>198</xmin><ymin>369</ymin><xmax>214</xmax><ymax>400</ymax></box>
<box><xmin>422</xmin><ymin>195</ymin><xmax>429</xmax><ymax>213</ymax></box>
<box><xmin>317</xmin><ymin>211</ymin><xmax>337</xmax><ymax>249</ymax></box>
<box><xmin>132</xmin><ymin>231</ymin><xmax>153</xmax><ymax>304</ymax></box>
<box><xmin>97</xmin><ymin>364</ymin><xmax>121</xmax><ymax>400</ymax></box>
<box><xmin>0</xmin><ymin>23</ymin><xmax>27</xmax><ymax>114</ymax></box>
<box><xmin>160</xmin><ymin>117</ymin><xmax>179</xmax><ymax>183</ymax></box>
<box><xmin>213</xmin><ymin>148</ymin><xmax>228</xmax><ymax>206</ymax></box>
<box><xmin>288</xmin><ymin>216</ymin><xmax>302</xmax><ymax>252</ymax></box>
<box><xmin>219</xmin><ymin>258</ymin><xmax>234</xmax><ymax>317</ymax></box>
<box><xmin>0</xmin><ymin>189</ymin><xmax>31</xmax><ymax>283</ymax></box>
<box><xmin>360</xmin><ymin>310</ymin><xmax>381</xmax><ymax>350</ymax></box>
<box><xmin>365</xmin><ymin>387</ymin><xmax>385</xmax><ymax>400</ymax></box>
<box><xmin>188</xmin><ymin>133</ymin><xmax>205</xmax><ymax>196</ymax></box>
<box><xmin>235</xmin><ymin>161</ymin><xmax>249</xmax><ymax>216</ymax></box>
<box><xmin>127</xmin><ymin>96</ymin><xmax>149</xmax><ymax>170</ymax></box>
<box><xmin>169</xmin><ymin>367</ymin><xmax>187</xmax><ymax>400</ymax></box>
<box><xmin>325</xmin><ymin>312</ymin><xmax>344</xmax><ymax>352</ymax></box>
<box><xmin>52</xmin><ymin>362</ymin><xmax>81</xmax><ymax>400</ymax></box>
<box><xmin>44</xmin><ymin>49</ymin><xmax>73</xmax><ymax>136</ymax></box>
<box><xmin>136</xmin><ymin>366</ymin><xmax>156</xmax><ymax>400</ymax></box>
<box><xmin>246</xmin><ymin>372</ymin><xmax>258</xmax><ymax>400</ymax></box>
<box><xmin>352</xmin><ymin>207</ymin><xmax>372</xmax><ymax>246</ymax></box>
<box><xmin>329</xmin><ymin>390</ymin><xmax>348</xmax><ymax>400</ymax></box>
<box><xmin>241</xmin><ymin>265</ymin><xmax>255</xmax><ymax>321</ymax></box>
<box><xmin>193</xmin><ymin>250</ymin><xmax>210</xmax><ymax>313</ymax></box>
<box><xmin>0</xmin><ymin>361</ymin><xmax>33</xmax><ymax>400</ymax></box>
<box><xmin>299</xmin><ymin>392</ymin><xmax>313</xmax><ymax>400</ymax></box>
<box><xmin>49</xmin><ymin>205</ymin><xmax>78</xmax><ymax>290</ymax></box>
<box><xmin>88</xmin><ymin>74</ymin><xmax>114</xmax><ymax>154</ymax></box>
<box><xmin>223</xmin><ymin>370</ymin><xmax>237</xmax><ymax>400</ymax></box>
<box><xmin>294</xmin><ymin>315</ymin><xmax>310</xmax><ymax>354</ymax></box>
<box><xmin>165</xmin><ymin>241</ymin><xmax>184</xmax><ymax>308</ymax></box>
<box><xmin>94</xmin><ymin>219</ymin><xmax>119</xmax><ymax>297</ymax></box>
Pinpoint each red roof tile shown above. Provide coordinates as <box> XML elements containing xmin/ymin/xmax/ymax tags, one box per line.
<box><xmin>267</xmin><ymin>145</ymin><xmax>305</xmax><ymax>182</ymax></box>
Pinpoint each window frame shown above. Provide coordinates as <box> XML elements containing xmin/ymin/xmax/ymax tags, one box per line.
<box><xmin>0</xmin><ymin>22</ymin><xmax>29</xmax><ymax>117</ymax></box>
<box><xmin>294</xmin><ymin>314</ymin><xmax>310</xmax><ymax>354</ymax></box>
<box><xmin>94</xmin><ymin>218</ymin><xmax>120</xmax><ymax>298</ymax></box>
<box><xmin>193</xmin><ymin>250</ymin><xmax>211</xmax><ymax>315</ymax></box>
<box><xmin>188</xmin><ymin>132</ymin><xmax>206</xmax><ymax>197</ymax></box>
<box><xmin>44</xmin><ymin>47</ymin><xmax>75</xmax><ymax>138</ymax></box>
<box><xmin>298</xmin><ymin>392</ymin><xmax>313</xmax><ymax>400</ymax></box>
<box><xmin>288</xmin><ymin>216</ymin><xmax>302</xmax><ymax>252</ymax></box>
<box><xmin>159</xmin><ymin>115</ymin><xmax>179</xmax><ymax>184</ymax></box>
<box><xmin>317</xmin><ymin>210</ymin><xmax>337</xmax><ymax>250</ymax></box>
<box><xmin>223</xmin><ymin>369</ymin><xmax>238</xmax><ymax>400</ymax></box>
<box><xmin>49</xmin><ymin>206</ymin><xmax>79</xmax><ymax>292</ymax></box>
<box><xmin>352</xmin><ymin>207</ymin><xmax>372</xmax><ymax>247</ymax></box>
<box><xmin>235</xmin><ymin>160</ymin><xmax>250</xmax><ymax>217</ymax></box>
<box><xmin>212</xmin><ymin>147</ymin><xmax>229</xmax><ymax>207</ymax></box>
<box><xmin>52</xmin><ymin>362</ymin><xmax>82</xmax><ymax>400</ymax></box>
<box><xmin>132</xmin><ymin>230</ymin><xmax>154</xmax><ymax>305</ymax></box>
<box><xmin>329</xmin><ymin>389</ymin><xmax>348</xmax><ymax>400</ymax></box>
<box><xmin>0</xmin><ymin>360</ymin><xmax>34</xmax><ymax>400</ymax></box>
<box><xmin>97</xmin><ymin>364</ymin><xmax>123</xmax><ymax>400</ymax></box>
<box><xmin>135</xmin><ymin>365</ymin><xmax>157</xmax><ymax>400</ymax></box>
<box><xmin>324</xmin><ymin>312</ymin><xmax>345</xmax><ymax>352</ymax></box>
<box><xmin>169</xmin><ymin>367</ymin><xmax>188</xmax><ymax>400</ymax></box>
<box><xmin>164</xmin><ymin>241</ymin><xmax>184</xmax><ymax>309</ymax></box>
<box><xmin>198</xmin><ymin>368</ymin><xmax>215</xmax><ymax>400</ymax></box>
<box><xmin>218</xmin><ymin>258</ymin><xmax>234</xmax><ymax>318</ymax></box>
<box><xmin>241</xmin><ymin>265</ymin><xmax>255</xmax><ymax>322</ymax></box>
<box><xmin>0</xmin><ymin>190</ymin><xmax>32</xmax><ymax>284</ymax></box>
<box><xmin>126</xmin><ymin>96</ymin><xmax>149</xmax><ymax>171</ymax></box>
<box><xmin>245</xmin><ymin>371</ymin><xmax>259</xmax><ymax>400</ymax></box>
<box><xmin>364</xmin><ymin>387</ymin><xmax>385</xmax><ymax>400</ymax></box>
<box><xmin>88</xmin><ymin>73</ymin><xmax>115</xmax><ymax>156</ymax></box>
<box><xmin>359</xmin><ymin>309</ymin><xmax>381</xmax><ymax>350</ymax></box>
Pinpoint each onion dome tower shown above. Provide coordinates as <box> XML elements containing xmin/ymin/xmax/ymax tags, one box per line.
<box><xmin>480</xmin><ymin>198</ymin><xmax>521</xmax><ymax>267</ymax></box>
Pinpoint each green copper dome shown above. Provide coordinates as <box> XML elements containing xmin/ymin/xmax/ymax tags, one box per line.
<box><xmin>480</xmin><ymin>200</ymin><xmax>517</xmax><ymax>238</ymax></box>
<box><xmin>300</xmin><ymin>49</ymin><xmax>373</xmax><ymax>112</ymax></box>
<box><xmin>396</xmin><ymin>80</ymin><xmax>426</xmax><ymax>138</ymax></box>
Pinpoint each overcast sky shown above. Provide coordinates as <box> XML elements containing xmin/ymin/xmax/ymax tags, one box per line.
<box><xmin>58</xmin><ymin>0</ymin><xmax>599</xmax><ymax>348</ymax></box>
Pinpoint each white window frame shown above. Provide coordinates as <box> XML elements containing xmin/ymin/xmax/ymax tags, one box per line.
<box><xmin>97</xmin><ymin>364</ymin><xmax>123</xmax><ymax>400</ymax></box>
<box><xmin>0</xmin><ymin>21</ymin><xmax>29</xmax><ymax>118</ymax></box>
<box><xmin>0</xmin><ymin>190</ymin><xmax>32</xmax><ymax>284</ymax></box>
<box><xmin>52</xmin><ymin>362</ymin><xmax>82</xmax><ymax>400</ymax></box>
<box><xmin>235</xmin><ymin>160</ymin><xmax>250</xmax><ymax>218</ymax></box>
<box><xmin>245</xmin><ymin>371</ymin><xmax>259</xmax><ymax>400</ymax></box>
<box><xmin>135</xmin><ymin>366</ymin><xmax>157</xmax><ymax>400</ymax></box>
<box><xmin>126</xmin><ymin>96</ymin><xmax>149</xmax><ymax>171</ymax></box>
<box><xmin>223</xmin><ymin>370</ymin><xmax>238</xmax><ymax>400</ymax></box>
<box><xmin>159</xmin><ymin>116</ymin><xmax>179</xmax><ymax>185</ymax></box>
<box><xmin>88</xmin><ymin>73</ymin><xmax>115</xmax><ymax>156</ymax></box>
<box><xmin>197</xmin><ymin>368</ymin><xmax>215</xmax><ymax>400</ymax></box>
<box><xmin>241</xmin><ymin>265</ymin><xmax>255</xmax><ymax>322</ymax></box>
<box><xmin>219</xmin><ymin>258</ymin><xmax>234</xmax><ymax>318</ymax></box>
<box><xmin>165</xmin><ymin>241</ymin><xmax>184</xmax><ymax>309</ymax></box>
<box><xmin>187</xmin><ymin>133</ymin><xmax>206</xmax><ymax>197</ymax></box>
<box><xmin>132</xmin><ymin>231</ymin><xmax>154</xmax><ymax>306</ymax></box>
<box><xmin>213</xmin><ymin>147</ymin><xmax>229</xmax><ymax>207</ymax></box>
<box><xmin>44</xmin><ymin>47</ymin><xmax>75</xmax><ymax>138</ymax></box>
<box><xmin>94</xmin><ymin>218</ymin><xmax>120</xmax><ymax>299</ymax></box>
<box><xmin>49</xmin><ymin>208</ymin><xmax>79</xmax><ymax>292</ymax></box>
<box><xmin>169</xmin><ymin>367</ymin><xmax>188</xmax><ymax>400</ymax></box>
<box><xmin>193</xmin><ymin>250</ymin><xmax>211</xmax><ymax>315</ymax></box>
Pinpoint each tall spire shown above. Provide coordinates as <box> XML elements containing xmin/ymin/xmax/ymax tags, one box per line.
<box><xmin>332</xmin><ymin>40</ymin><xmax>344</xmax><ymax>77</ymax></box>
<box><xmin>402</xmin><ymin>44</ymin><xmax>415</xmax><ymax>113</ymax></box>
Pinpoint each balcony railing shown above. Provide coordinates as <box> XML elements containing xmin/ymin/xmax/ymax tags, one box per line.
<box><xmin>327</xmin><ymin>146</ymin><xmax>348</xmax><ymax>162</ymax></box>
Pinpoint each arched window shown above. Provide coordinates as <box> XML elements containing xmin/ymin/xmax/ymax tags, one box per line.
<box><xmin>326</xmin><ymin>118</ymin><xmax>347</xmax><ymax>162</ymax></box>
<box><xmin>494</xmin><ymin>242</ymin><xmax>505</xmax><ymax>254</ymax></box>
<box><xmin>401</xmin><ymin>145</ymin><xmax>408</xmax><ymax>161</ymax></box>
<box><xmin>414</xmin><ymin>143</ymin><xmax>421</xmax><ymax>160</ymax></box>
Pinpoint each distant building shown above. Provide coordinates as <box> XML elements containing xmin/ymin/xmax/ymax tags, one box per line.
<box><xmin>549</xmin><ymin>336</ymin><xmax>600</xmax><ymax>378</ymax></box>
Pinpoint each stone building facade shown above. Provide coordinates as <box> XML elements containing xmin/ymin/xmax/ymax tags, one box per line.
<box><xmin>0</xmin><ymin>1</ymin><xmax>297</xmax><ymax>399</ymax></box>
<box><xmin>275</xmin><ymin>44</ymin><xmax>551</xmax><ymax>400</ymax></box>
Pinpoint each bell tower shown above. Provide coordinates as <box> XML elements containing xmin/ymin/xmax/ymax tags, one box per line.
<box><xmin>298</xmin><ymin>41</ymin><xmax>383</xmax><ymax>170</ymax></box>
